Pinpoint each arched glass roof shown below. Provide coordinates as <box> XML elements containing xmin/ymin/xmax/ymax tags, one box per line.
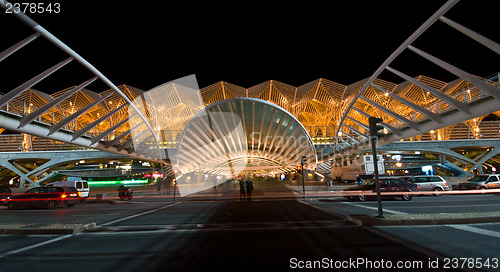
<box><xmin>176</xmin><ymin>97</ymin><xmax>317</xmax><ymax>176</ymax></box>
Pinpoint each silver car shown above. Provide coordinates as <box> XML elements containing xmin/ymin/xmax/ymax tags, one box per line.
<box><xmin>457</xmin><ymin>174</ymin><xmax>500</xmax><ymax>191</ymax></box>
<box><xmin>406</xmin><ymin>175</ymin><xmax>450</xmax><ymax>196</ymax></box>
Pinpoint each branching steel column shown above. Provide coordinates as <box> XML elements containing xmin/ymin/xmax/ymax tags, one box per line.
<box><xmin>334</xmin><ymin>0</ymin><xmax>460</xmax><ymax>147</ymax></box>
<box><xmin>0</xmin><ymin>0</ymin><xmax>162</xmax><ymax>161</ymax></box>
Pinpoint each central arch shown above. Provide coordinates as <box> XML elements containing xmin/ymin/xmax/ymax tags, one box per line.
<box><xmin>176</xmin><ymin>98</ymin><xmax>317</xmax><ymax>177</ymax></box>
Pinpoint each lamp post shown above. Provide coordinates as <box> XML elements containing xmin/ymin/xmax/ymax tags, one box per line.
<box><xmin>369</xmin><ymin>117</ymin><xmax>384</xmax><ymax>218</ymax></box>
<box><xmin>173</xmin><ymin>168</ymin><xmax>178</xmax><ymax>202</ymax></box>
<box><xmin>301</xmin><ymin>156</ymin><xmax>306</xmax><ymax>198</ymax></box>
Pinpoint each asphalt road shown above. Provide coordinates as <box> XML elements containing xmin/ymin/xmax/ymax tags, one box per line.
<box><xmin>308</xmin><ymin>194</ymin><xmax>500</xmax><ymax>272</ymax></box>
<box><xmin>0</xmin><ymin>200</ymin><xmax>439</xmax><ymax>272</ymax></box>
<box><xmin>1</xmin><ymin>181</ymin><xmax>500</xmax><ymax>271</ymax></box>
<box><xmin>309</xmin><ymin>193</ymin><xmax>500</xmax><ymax>216</ymax></box>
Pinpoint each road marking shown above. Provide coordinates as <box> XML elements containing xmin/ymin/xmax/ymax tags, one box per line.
<box><xmin>341</xmin><ymin>201</ymin><xmax>408</xmax><ymax>215</ymax></box>
<box><xmin>0</xmin><ymin>234</ymin><xmax>73</xmax><ymax>259</ymax></box>
<box><xmin>101</xmin><ymin>202</ymin><xmax>180</xmax><ymax>226</ymax></box>
<box><xmin>385</xmin><ymin>203</ymin><xmax>500</xmax><ymax>209</ymax></box>
<box><xmin>365</xmin><ymin>226</ymin><xmax>452</xmax><ymax>266</ymax></box>
<box><xmin>341</xmin><ymin>202</ymin><xmax>500</xmax><ymax>239</ymax></box>
<box><xmin>303</xmin><ymin>200</ymin><xmax>463</xmax><ymax>267</ymax></box>
<box><xmin>0</xmin><ymin>203</ymin><xmax>180</xmax><ymax>259</ymax></box>
<box><xmin>446</xmin><ymin>224</ymin><xmax>500</xmax><ymax>239</ymax></box>
<box><xmin>86</xmin><ymin>219</ymin><xmax>355</xmax><ymax>235</ymax></box>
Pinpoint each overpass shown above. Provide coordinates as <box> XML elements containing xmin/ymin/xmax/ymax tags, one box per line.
<box><xmin>378</xmin><ymin>139</ymin><xmax>500</xmax><ymax>174</ymax></box>
<box><xmin>1</xmin><ymin>134</ymin><xmax>499</xmax><ymax>186</ymax></box>
<box><xmin>0</xmin><ymin>147</ymin><xmax>178</xmax><ymax>186</ymax></box>
<box><xmin>0</xmin><ymin>150</ymin><xmax>130</xmax><ymax>186</ymax></box>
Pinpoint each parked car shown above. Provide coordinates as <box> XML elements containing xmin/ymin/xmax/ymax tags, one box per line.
<box><xmin>46</xmin><ymin>180</ymin><xmax>90</xmax><ymax>198</ymax></box>
<box><xmin>405</xmin><ymin>175</ymin><xmax>450</xmax><ymax>196</ymax></box>
<box><xmin>343</xmin><ymin>177</ymin><xmax>419</xmax><ymax>201</ymax></box>
<box><xmin>457</xmin><ymin>174</ymin><xmax>500</xmax><ymax>191</ymax></box>
<box><xmin>4</xmin><ymin>186</ymin><xmax>81</xmax><ymax>210</ymax></box>
<box><xmin>0</xmin><ymin>185</ymin><xmax>12</xmax><ymax>201</ymax></box>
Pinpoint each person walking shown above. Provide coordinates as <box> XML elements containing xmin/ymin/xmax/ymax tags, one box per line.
<box><xmin>356</xmin><ymin>175</ymin><xmax>364</xmax><ymax>186</ymax></box>
<box><xmin>157</xmin><ymin>178</ymin><xmax>164</xmax><ymax>195</ymax></box>
<box><xmin>239</xmin><ymin>179</ymin><xmax>247</xmax><ymax>202</ymax></box>
<box><xmin>246</xmin><ymin>178</ymin><xmax>253</xmax><ymax>202</ymax></box>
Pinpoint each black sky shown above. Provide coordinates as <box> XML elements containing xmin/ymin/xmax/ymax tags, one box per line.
<box><xmin>1</xmin><ymin>0</ymin><xmax>499</xmax><ymax>93</ymax></box>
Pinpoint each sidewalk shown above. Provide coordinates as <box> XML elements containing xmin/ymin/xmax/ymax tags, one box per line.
<box><xmin>293</xmin><ymin>178</ymin><xmax>500</xmax><ymax>226</ymax></box>
<box><xmin>348</xmin><ymin>212</ymin><xmax>500</xmax><ymax>226</ymax></box>
<box><xmin>0</xmin><ymin>223</ymin><xmax>96</xmax><ymax>234</ymax></box>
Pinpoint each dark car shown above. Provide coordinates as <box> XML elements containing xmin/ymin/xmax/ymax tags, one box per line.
<box><xmin>342</xmin><ymin>177</ymin><xmax>419</xmax><ymax>201</ymax></box>
<box><xmin>4</xmin><ymin>186</ymin><xmax>81</xmax><ymax>210</ymax></box>
<box><xmin>0</xmin><ymin>185</ymin><xmax>12</xmax><ymax>201</ymax></box>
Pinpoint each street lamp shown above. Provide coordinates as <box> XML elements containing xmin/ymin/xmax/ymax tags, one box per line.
<box><xmin>369</xmin><ymin>117</ymin><xmax>384</xmax><ymax>218</ymax></box>
<box><xmin>173</xmin><ymin>168</ymin><xmax>178</xmax><ymax>202</ymax></box>
<box><xmin>300</xmin><ymin>156</ymin><xmax>306</xmax><ymax>198</ymax></box>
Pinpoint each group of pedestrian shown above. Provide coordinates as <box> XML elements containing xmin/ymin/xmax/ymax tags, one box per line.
<box><xmin>239</xmin><ymin>178</ymin><xmax>253</xmax><ymax>202</ymax></box>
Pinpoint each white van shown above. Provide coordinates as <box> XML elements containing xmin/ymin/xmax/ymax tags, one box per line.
<box><xmin>46</xmin><ymin>180</ymin><xmax>90</xmax><ymax>198</ymax></box>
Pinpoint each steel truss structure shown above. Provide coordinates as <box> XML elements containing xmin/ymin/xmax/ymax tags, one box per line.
<box><xmin>0</xmin><ymin>0</ymin><xmax>162</xmax><ymax>163</ymax></box>
<box><xmin>334</xmin><ymin>0</ymin><xmax>500</xmax><ymax>156</ymax></box>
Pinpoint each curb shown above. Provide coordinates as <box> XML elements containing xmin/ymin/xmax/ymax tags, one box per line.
<box><xmin>347</xmin><ymin>212</ymin><xmax>500</xmax><ymax>226</ymax></box>
<box><xmin>85</xmin><ymin>199</ymin><xmax>142</xmax><ymax>204</ymax></box>
<box><xmin>0</xmin><ymin>223</ymin><xmax>97</xmax><ymax>235</ymax></box>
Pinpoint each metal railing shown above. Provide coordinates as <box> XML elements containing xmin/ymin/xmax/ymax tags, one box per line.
<box><xmin>1</xmin><ymin>120</ymin><xmax>499</xmax><ymax>152</ymax></box>
<box><xmin>319</xmin><ymin>120</ymin><xmax>500</xmax><ymax>145</ymax></box>
<box><xmin>0</xmin><ymin>134</ymin><xmax>88</xmax><ymax>152</ymax></box>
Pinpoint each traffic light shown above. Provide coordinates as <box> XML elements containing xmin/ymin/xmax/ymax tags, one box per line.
<box><xmin>301</xmin><ymin>156</ymin><xmax>307</xmax><ymax>166</ymax></box>
<box><xmin>369</xmin><ymin>117</ymin><xmax>385</xmax><ymax>139</ymax></box>
<box><xmin>296</xmin><ymin>165</ymin><xmax>302</xmax><ymax>174</ymax></box>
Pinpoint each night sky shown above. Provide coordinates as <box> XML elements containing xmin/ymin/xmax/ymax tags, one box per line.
<box><xmin>1</xmin><ymin>0</ymin><xmax>499</xmax><ymax>93</ymax></box>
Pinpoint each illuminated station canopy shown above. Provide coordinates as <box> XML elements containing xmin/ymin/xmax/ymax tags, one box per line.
<box><xmin>1</xmin><ymin>0</ymin><xmax>499</xmax><ymax>194</ymax></box>
<box><xmin>176</xmin><ymin>97</ymin><xmax>317</xmax><ymax>175</ymax></box>
<box><xmin>4</xmin><ymin>75</ymin><xmax>499</xmax><ymax>170</ymax></box>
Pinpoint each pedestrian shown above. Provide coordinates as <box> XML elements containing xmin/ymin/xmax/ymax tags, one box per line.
<box><xmin>246</xmin><ymin>178</ymin><xmax>253</xmax><ymax>202</ymax></box>
<box><xmin>239</xmin><ymin>179</ymin><xmax>247</xmax><ymax>202</ymax></box>
<box><xmin>356</xmin><ymin>175</ymin><xmax>364</xmax><ymax>186</ymax></box>
<box><xmin>157</xmin><ymin>179</ymin><xmax>164</xmax><ymax>195</ymax></box>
